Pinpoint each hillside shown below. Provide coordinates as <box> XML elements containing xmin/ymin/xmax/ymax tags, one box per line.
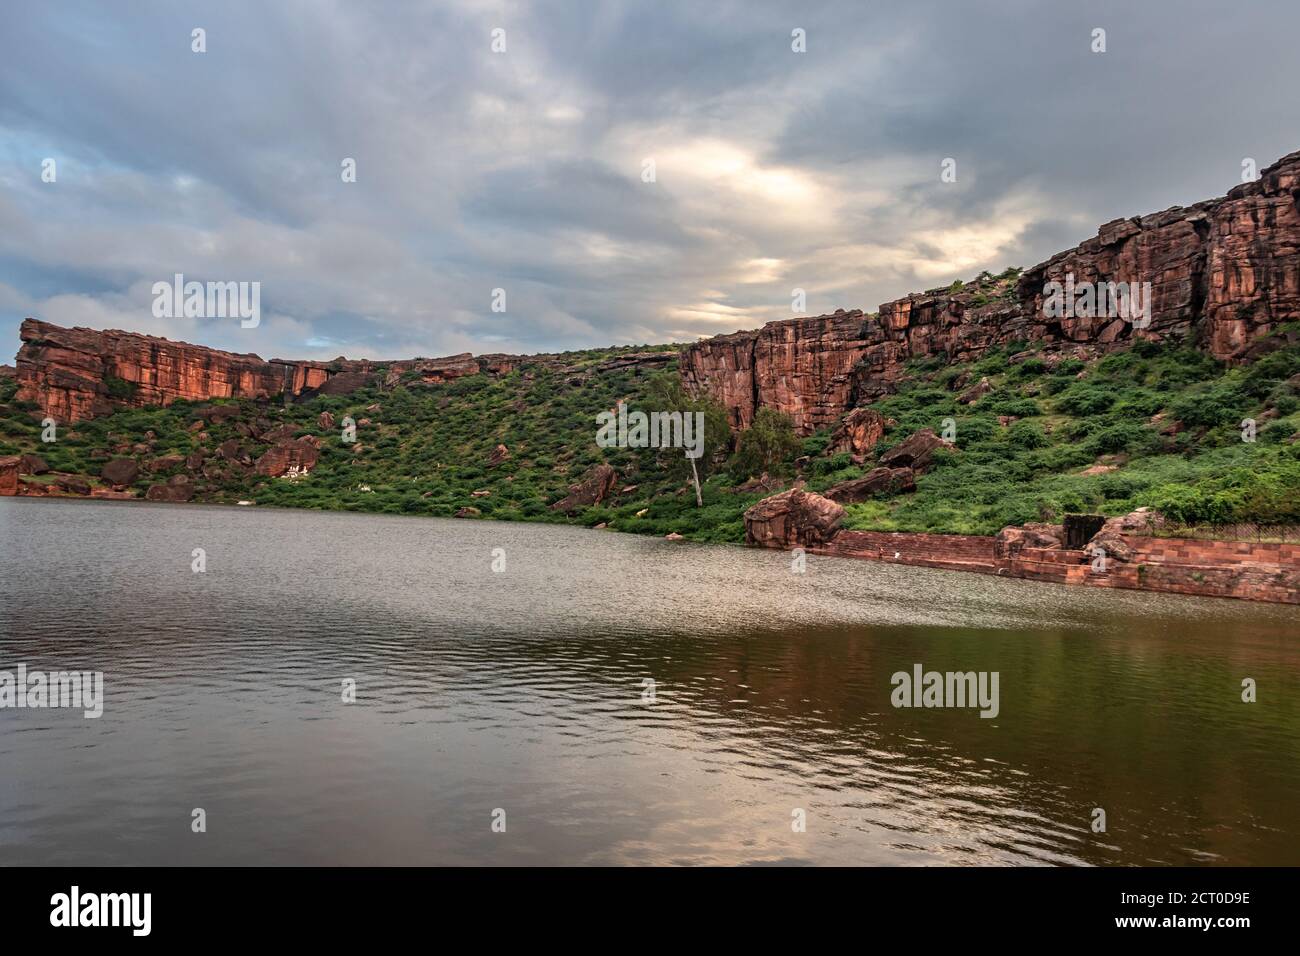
<box><xmin>2</xmin><ymin>324</ymin><xmax>1297</xmax><ymax>541</ymax></box>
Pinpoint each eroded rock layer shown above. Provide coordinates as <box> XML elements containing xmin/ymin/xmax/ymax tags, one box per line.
<box><xmin>684</xmin><ymin>149</ymin><xmax>1300</xmax><ymax>433</ymax></box>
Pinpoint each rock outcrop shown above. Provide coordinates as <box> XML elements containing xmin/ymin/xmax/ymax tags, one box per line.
<box><xmin>824</xmin><ymin>466</ymin><xmax>915</xmax><ymax>504</ymax></box>
<box><xmin>254</xmin><ymin>436</ymin><xmax>322</xmax><ymax>477</ymax></box>
<box><xmin>743</xmin><ymin>488</ymin><xmax>845</xmax><ymax>548</ymax></box>
<box><xmin>101</xmin><ymin>458</ymin><xmax>140</xmax><ymax>487</ymax></box>
<box><xmin>12</xmin><ymin>317</ymin><xmax>582</xmax><ymax>423</ymax></box>
<box><xmin>828</xmin><ymin>407</ymin><xmax>889</xmax><ymax>456</ymax></box>
<box><xmin>684</xmin><ymin>150</ymin><xmax>1300</xmax><ymax>433</ymax></box>
<box><xmin>19</xmin><ymin>453</ymin><xmax>48</xmax><ymax>475</ymax></box>
<box><xmin>550</xmin><ymin>463</ymin><xmax>617</xmax><ymax>514</ymax></box>
<box><xmin>877</xmin><ymin>429</ymin><xmax>956</xmax><ymax>473</ymax></box>
<box><xmin>0</xmin><ymin>456</ymin><xmax>19</xmax><ymax>495</ymax></box>
<box><xmin>145</xmin><ymin>475</ymin><xmax>196</xmax><ymax>502</ymax></box>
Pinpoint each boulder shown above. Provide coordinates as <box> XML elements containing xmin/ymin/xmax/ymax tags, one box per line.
<box><xmin>878</xmin><ymin>429</ymin><xmax>956</xmax><ymax>473</ymax></box>
<box><xmin>1088</xmin><ymin>531</ymin><xmax>1137</xmax><ymax>564</ymax></box>
<box><xmin>19</xmin><ymin>453</ymin><xmax>48</xmax><ymax>475</ymax></box>
<box><xmin>957</xmin><ymin>377</ymin><xmax>993</xmax><ymax>404</ymax></box>
<box><xmin>1098</xmin><ymin>507</ymin><xmax>1164</xmax><ymax>536</ymax></box>
<box><xmin>0</xmin><ymin>456</ymin><xmax>20</xmax><ymax>495</ymax></box>
<box><xmin>147</xmin><ymin>455</ymin><xmax>186</xmax><ymax>473</ymax></box>
<box><xmin>454</xmin><ymin>506</ymin><xmax>481</xmax><ymax>518</ymax></box>
<box><xmin>824</xmin><ymin>466</ymin><xmax>915</xmax><ymax>504</ymax></box>
<box><xmin>217</xmin><ymin>438</ymin><xmax>248</xmax><ymax>463</ymax></box>
<box><xmin>101</xmin><ymin>457</ymin><xmax>140</xmax><ymax>486</ymax></box>
<box><xmin>743</xmin><ymin>488</ymin><xmax>845</xmax><ymax>549</ymax></box>
<box><xmin>260</xmin><ymin>423</ymin><xmax>298</xmax><ymax>443</ymax></box>
<box><xmin>487</xmin><ymin>443</ymin><xmax>511</xmax><ymax>466</ymax></box>
<box><xmin>55</xmin><ymin>476</ymin><xmax>92</xmax><ymax>496</ymax></box>
<box><xmin>993</xmin><ymin>522</ymin><xmax>1065</xmax><ymax>560</ymax></box>
<box><xmin>255</xmin><ymin>436</ymin><xmax>321</xmax><ymax>477</ymax></box>
<box><xmin>145</xmin><ymin>475</ymin><xmax>195</xmax><ymax>502</ymax></box>
<box><xmin>732</xmin><ymin>472</ymin><xmax>786</xmax><ymax>496</ymax></box>
<box><xmin>317</xmin><ymin>411</ymin><xmax>336</xmax><ymax>430</ymax></box>
<box><xmin>550</xmin><ymin>463</ymin><xmax>617</xmax><ymax>513</ymax></box>
<box><xmin>829</xmin><ymin>407</ymin><xmax>888</xmax><ymax>456</ymax></box>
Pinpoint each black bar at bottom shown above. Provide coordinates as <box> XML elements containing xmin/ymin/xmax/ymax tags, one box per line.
<box><xmin>0</xmin><ymin>866</ymin><xmax>1278</xmax><ymax>942</ymax></box>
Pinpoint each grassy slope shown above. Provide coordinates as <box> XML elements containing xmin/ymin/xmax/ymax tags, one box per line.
<box><xmin>2</xmin><ymin>327</ymin><xmax>1298</xmax><ymax>540</ymax></box>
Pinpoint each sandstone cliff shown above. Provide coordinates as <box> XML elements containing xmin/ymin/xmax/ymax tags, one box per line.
<box><xmin>684</xmin><ymin>149</ymin><xmax>1300</xmax><ymax>433</ymax></box>
<box><xmin>13</xmin><ymin>319</ymin><xmax>596</xmax><ymax>422</ymax></box>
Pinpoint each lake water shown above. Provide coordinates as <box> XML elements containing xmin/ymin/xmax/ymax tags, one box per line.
<box><xmin>1</xmin><ymin>497</ymin><xmax>1297</xmax><ymax>865</ymax></box>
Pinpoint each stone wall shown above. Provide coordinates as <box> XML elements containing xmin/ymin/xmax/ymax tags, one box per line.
<box><xmin>806</xmin><ymin>530</ymin><xmax>1299</xmax><ymax>604</ymax></box>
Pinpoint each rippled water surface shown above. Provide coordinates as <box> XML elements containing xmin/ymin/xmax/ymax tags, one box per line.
<box><xmin>1</xmin><ymin>497</ymin><xmax>1297</xmax><ymax>865</ymax></box>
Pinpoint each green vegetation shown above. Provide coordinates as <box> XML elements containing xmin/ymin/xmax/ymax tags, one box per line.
<box><xmin>2</xmin><ymin>327</ymin><xmax>1297</xmax><ymax>542</ymax></box>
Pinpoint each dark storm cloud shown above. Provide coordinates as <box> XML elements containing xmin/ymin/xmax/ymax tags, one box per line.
<box><xmin>1</xmin><ymin>0</ymin><xmax>1297</xmax><ymax>361</ymax></box>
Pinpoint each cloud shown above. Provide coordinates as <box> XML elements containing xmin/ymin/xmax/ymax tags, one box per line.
<box><xmin>1</xmin><ymin>0</ymin><xmax>1298</xmax><ymax>362</ymax></box>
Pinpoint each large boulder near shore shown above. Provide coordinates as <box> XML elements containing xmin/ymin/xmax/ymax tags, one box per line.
<box><xmin>551</xmin><ymin>463</ymin><xmax>617</xmax><ymax>513</ymax></box>
<box><xmin>101</xmin><ymin>457</ymin><xmax>140</xmax><ymax>487</ymax></box>
<box><xmin>0</xmin><ymin>456</ymin><xmax>20</xmax><ymax>495</ymax></box>
<box><xmin>255</xmin><ymin>436</ymin><xmax>321</xmax><ymax>477</ymax></box>
<box><xmin>830</xmin><ymin>407</ymin><xmax>889</xmax><ymax>456</ymax></box>
<box><xmin>19</xmin><ymin>453</ymin><xmax>48</xmax><ymax>475</ymax></box>
<box><xmin>878</xmin><ymin>428</ymin><xmax>956</xmax><ymax>473</ymax></box>
<box><xmin>824</xmin><ymin>466</ymin><xmax>915</xmax><ymax>504</ymax></box>
<box><xmin>55</xmin><ymin>475</ymin><xmax>92</xmax><ymax>496</ymax></box>
<box><xmin>994</xmin><ymin>522</ymin><xmax>1064</xmax><ymax>560</ymax></box>
<box><xmin>145</xmin><ymin>474</ymin><xmax>195</xmax><ymax>502</ymax></box>
<box><xmin>744</xmin><ymin>488</ymin><xmax>844</xmax><ymax>549</ymax></box>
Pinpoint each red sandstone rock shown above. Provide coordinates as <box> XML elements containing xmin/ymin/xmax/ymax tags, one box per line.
<box><xmin>878</xmin><ymin>429</ymin><xmax>956</xmax><ymax>473</ymax></box>
<box><xmin>147</xmin><ymin>455</ymin><xmax>186</xmax><ymax>473</ymax></box>
<box><xmin>993</xmin><ymin>523</ymin><xmax>1064</xmax><ymax>559</ymax></box>
<box><xmin>487</xmin><ymin>443</ymin><xmax>511</xmax><ymax>466</ymax></box>
<box><xmin>682</xmin><ymin>151</ymin><xmax>1300</xmax><ymax>432</ymax></box>
<box><xmin>145</xmin><ymin>475</ymin><xmax>195</xmax><ymax>502</ymax></box>
<box><xmin>454</xmin><ymin>506</ymin><xmax>481</xmax><ymax>518</ymax></box>
<box><xmin>19</xmin><ymin>453</ymin><xmax>48</xmax><ymax>475</ymax></box>
<box><xmin>957</xmin><ymin>377</ymin><xmax>994</xmax><ymax>404</ymax></box>
<box><xmin>829</xmin><ymin>407</ymin><xmax>888</xmax><ymax>455</ymax></box>
<box><xmin>317</xmin><ymin>411</ymin><xmax>335</xmax><ymax>430</ymax></box>
<box><xmin>743</xmin><ymin>488</ymin><xmax>844</xmax><ymax>548</ymax></box>
<box><xmin>254</xmin><ymin>436</ymin><xmax>321</xmax><ymax>477</ymax></box>
<box><xmin>0</xmin><ymin>456</ymin><xmax>19</xmax><ymax>495</ymax></box>
<box><xmin>55</xmin><ymin>475</ymin><xmax>91</xmax><ymax>495</ymax></box>
<box><xmin>824</xmin><ymin>466</ymin><xmax>915</xmax><ymax>504</ymax></box>
<box><xmin>101</xmin><ymin>458</ymin><xmax>140</xmax><ymax>486</ymax></box>
<box><xmin>551</xmin><ymin>463</ymin><xmax>617</xmax><ymax>513</ymax></box>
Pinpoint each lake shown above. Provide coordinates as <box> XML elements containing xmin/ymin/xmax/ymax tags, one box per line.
<box><xmin>1</xmin><ymin>497</ymin><xmax>1296</xmax><ymax>865</ymax></box>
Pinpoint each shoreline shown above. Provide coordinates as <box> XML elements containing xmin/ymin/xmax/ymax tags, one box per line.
<box><xmin>6</xmin><ymin>493</ymin><xmax>1296</xmax><ymax>605</ymax></box>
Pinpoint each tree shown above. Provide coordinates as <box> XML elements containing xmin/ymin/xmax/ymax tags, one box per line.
<box><xmin>643</xmin><ymin>372</ymin><xmax>732</xmax><ymax>506</ymax></box>
<box><xmin>729</xmin><ymin>408</ymin><xmax>800</xmax><ymax>480</ymax></box>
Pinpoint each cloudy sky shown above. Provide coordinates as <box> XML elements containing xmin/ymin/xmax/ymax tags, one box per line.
<box><xmin>1</xmin><ymin>0</ymin><xmax>1297</xmax><ymax>363</ymax></box>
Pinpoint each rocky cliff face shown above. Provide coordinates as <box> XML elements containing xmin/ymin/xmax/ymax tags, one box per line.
<box><xmin>13</xmin><ymin>319</ymin><xmax>353</xmax><ymax>421</ymax></box>
<box><xmin>684</xmin><ymin>149</ymin><xmax>1300</xmax><ymax>433</ymax></box>
<box><xmin>12</xmin><ymin>319</ymin><xmax>534</xmax><ymax>422</ymax></box>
